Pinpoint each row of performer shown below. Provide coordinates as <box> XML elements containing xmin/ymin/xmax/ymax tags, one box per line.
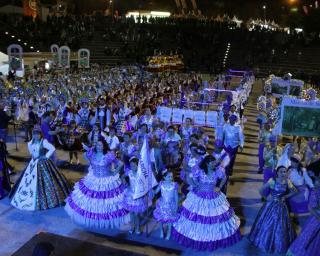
<box><xmin>2</xmin><ymin>127</ymin><xmax>319</xmax><ymax>255</ymax></box>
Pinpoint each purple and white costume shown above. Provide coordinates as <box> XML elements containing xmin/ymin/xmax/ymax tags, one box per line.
<box><xmin>287</xmin><ymin>168</ymin><xmax>313</xmax><ymax>214</ymax></box>
<box><xmin>153</xmin><ymin>181</ymin><xmax>179</xmax><ymax>223</ymax></box>
<box><xmin>65</xmin><ymin>151</ymin><xmax>130</xmax><ymax>229</ymax></box>
<box><xmin>172</xmin><ymin>168</ymin><xmax>241</xmax><ymax>251</ymax></box>
<box><xmin>287</xmin><ymin>187</ymin><xmax>320</xmax><ymax>256</ymax></box>
<box><xmin>122</xmin><ymin>169</ymin><xmax>148</xmax><ymax>213</ymax></box>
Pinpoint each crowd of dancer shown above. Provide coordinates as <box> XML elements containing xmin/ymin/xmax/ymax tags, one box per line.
<box><xmin>0</xmin><ymin>65</ymin><xmax>319</xmax><ymax>255</ymax></box>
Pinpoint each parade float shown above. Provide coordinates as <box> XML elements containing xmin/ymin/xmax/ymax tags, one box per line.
<box><xmin>145</xmin><ymin>55</ymin><xmax>184</xmax><ymax>72</ymax></box>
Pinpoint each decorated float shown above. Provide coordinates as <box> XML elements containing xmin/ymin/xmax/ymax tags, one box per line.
<box><xmin>145</xmin><ymin>55</ymin><xmax>184</xmax><ymax>72</ymax></box>
<box><xmin>259</xmin><ymin>73</ymin><xmax>319</xmax><ymax>137</ymax></box>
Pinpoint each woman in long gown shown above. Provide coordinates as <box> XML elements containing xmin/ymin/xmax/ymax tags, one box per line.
<box><xmin>249</xmin><ymin>165</ymin><xmax>297</xmax><ymax>254</ymax></box>
<box><xmin>172</xmin><ymin>155</ymin><xmax>241</xmax><ymax>251</ymax></box>
<box><xmin>10</xmin><ymin>127</ymin><xmax>70</xmax><ymax>211</ymax></box>
<box><xmin>287</xmin><ymin>174</ymin><xmax>320</xmax><ymax>256</ymax></box>
<box><xmin>65</xmin><ymin>139</ymin><xmax>130</xmax><ymax>229</ymax></box>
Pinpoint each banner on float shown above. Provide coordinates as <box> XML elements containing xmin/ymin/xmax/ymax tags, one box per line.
<box><xmin>194</xmin><ymin>110</ymin><xmax>206</xmax><ymax>126</ymax></box>
<box><xmin>270</xmin><ymin>78</ymin><xmax>303</xmax><ymax>98</ymax></box>
<box><xmin>184</xmin><ymin>109</ymin><xmax>194</xmax><ymax>121</ymax></box>
<box><xmin>280</xmin><ymin>97</ymin><xmax>320</xmax><ymax>137</ymax></box>
<box><xmin>7</xmin><ymin>44</ymin><xmax>23</xmax><ymax>71</ymax></box>
<box><xmin>157</xmin><ymin>106</ymin><xmax>217</xmax><ymax>128</ymax></box>
<box><xmin>159</xmin><ymin>106</ymin><xmax>172</xmax><ymax>123</ymax></box>
<box><xmin>50</xmin><ymin>44</ymin><xmax>59</xmax><ymax>67</ymax></box>
<box><xmin>206</xmin><ymin>111</ymin><xmax>218</xmax><ymax>128</ymax></box>
<box><xmin>78</xmin><ymin>48</ymin><xmax>90</xmax><ymax>68</ymax></box>
<box><xmin>59</xmin><ymin>46</ymin><xmax>70</xmax><ymax>68</ymax></box>
<box><xmin>172</xmin><ymin>108</ymin><xmax>184</xmax><ymax>124</ymax></box>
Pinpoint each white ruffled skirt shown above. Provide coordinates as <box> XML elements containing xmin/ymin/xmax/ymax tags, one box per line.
<box><xmin>172</xmin><ymin>190</ymin><xmax>241</xmax><ymax>251</ymax></box>
<box><xmin>65</xmin><ymin>172</ymin><xmax>130</xmax><ymax>229</ymax></box>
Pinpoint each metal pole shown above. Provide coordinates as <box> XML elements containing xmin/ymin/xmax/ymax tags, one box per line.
<box><xmin>262</xmin><ymin>5</ymin><xmax>266</xmax><ymax>24</ymax></box>
<box><xmin>13</xmin><ymin>123</ymin><xmax>18</xmax><ymax>151</ymax></box>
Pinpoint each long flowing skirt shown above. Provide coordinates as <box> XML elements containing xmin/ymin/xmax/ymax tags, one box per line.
<box><xmin>287</xmin><ymin>216</ymin><xmax>320</xmax><ymax>256</ymax></box>
<box><xmin>65</xmin><ymin>173</ymin><xmax>130</xmax><ymax>229</ymax></box>
<box><xmin>287</xmin><ymin>185</ymin><xmax>309</xmax><ymax>214</ymax></box>
<box><xmin>10</xmin><ymin>158</ymin><xmax>70</xmax><ymax>211</ymax></box>
<box><xmin>172</xmin><ymin>190</ymin><xmax>241</xmax><ymax>251</ymax></box>
<box><xmin>249</xmin><ymin>199</ymin><xmax>296</xmax><ymax>254</ymax></box>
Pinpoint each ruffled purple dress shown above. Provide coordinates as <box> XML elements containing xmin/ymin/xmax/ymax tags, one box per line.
<box><xmin>122</xmin><ymin>169</ymin><xmax>148</xmax><ymax>213</ymax></box>
<box><xmin>287</xmin><ymin>187</ymin><xmax>320</xmax><ymax>256</ymax></box>
<box><xmin>65</xmin><ymin>151</ymin><xmax>130</xmax><ymax>229</ymax></box>
<box><xmin>249</xmin><ymin>179</ymin><xmax>296</xmax><ymax>254</ymax></box>
<box><xmin>172</xmin><ymin>168</ymin><xmax>241</xmax><ymax>251</ymax></box>
<box><xmin>153</xmin><ymin>181</ymin><xmax>179</xmax><ymax>223</ymax></box>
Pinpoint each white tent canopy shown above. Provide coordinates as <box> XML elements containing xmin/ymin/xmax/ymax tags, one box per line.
<box><xmin>232</xmin><ymin>16</ymin><xmax>243</xmax><ymax>27</ymax></box>
<box><xmin>0</xmin><ymin>51</ymin><xmax>8</xmax><ymax>66</ymax></box>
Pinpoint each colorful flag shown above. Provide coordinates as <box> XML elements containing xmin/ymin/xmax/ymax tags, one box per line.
<box><xmin>133</xmin><ymin>136</ymin><xmax>158</xmax><ymax>200</ymax></box>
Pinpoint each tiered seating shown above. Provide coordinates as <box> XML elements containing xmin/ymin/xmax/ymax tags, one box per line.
<box><xmin>1</xmin><ymin>14</ymin><xmax>320</xmax><ymax>78</ymax></box>
<box><xmin>258</xmin><ymin>46</ymin><xmax>320</xmax><ymax>75</ymax></box>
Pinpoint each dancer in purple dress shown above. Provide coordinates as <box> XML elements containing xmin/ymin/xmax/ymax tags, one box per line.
<box><xmin>153</xmin><ymin>172</ymin><xmax>179</xmax><ymax>240</ymax></box>
<box><xmin>122</xmin><ymin>157</ymin><xmax>148</xmax><ymax>234</ymax></box>
<box><xmin>287</xmin><ymin>174</ymin><xmax>320</xmax><ymax>256</ymax></box>
<box><xmin>249</xmin><ymin>166</ymin><xmax>296</xmax><ymax>254</ymax></box>
<box><xmin>180</xmin><ymin>144</ymin><xmax>205</xmax><ymax>197</ymax></box>
<box><xmin>65</xmin><ymin>139</ymin><xmax>130</xmax><ymax>229</ymax></box>
<box><xmin>172</xmin><ymin>155</ymin><xmax>241</xmax><ymax>251</ymax></box>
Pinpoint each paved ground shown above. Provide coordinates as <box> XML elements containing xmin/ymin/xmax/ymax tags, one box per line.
<box><xmin>0</xmin><ymin>81</ymin><xmax>299</xmax><ymax>256</ymax></box>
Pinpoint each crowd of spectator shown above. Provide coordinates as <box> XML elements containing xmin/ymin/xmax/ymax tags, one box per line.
<box><xmin>0</xmin><ymin>13</ymin><xmax>320</xmax><ymax>76</ymax></box>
